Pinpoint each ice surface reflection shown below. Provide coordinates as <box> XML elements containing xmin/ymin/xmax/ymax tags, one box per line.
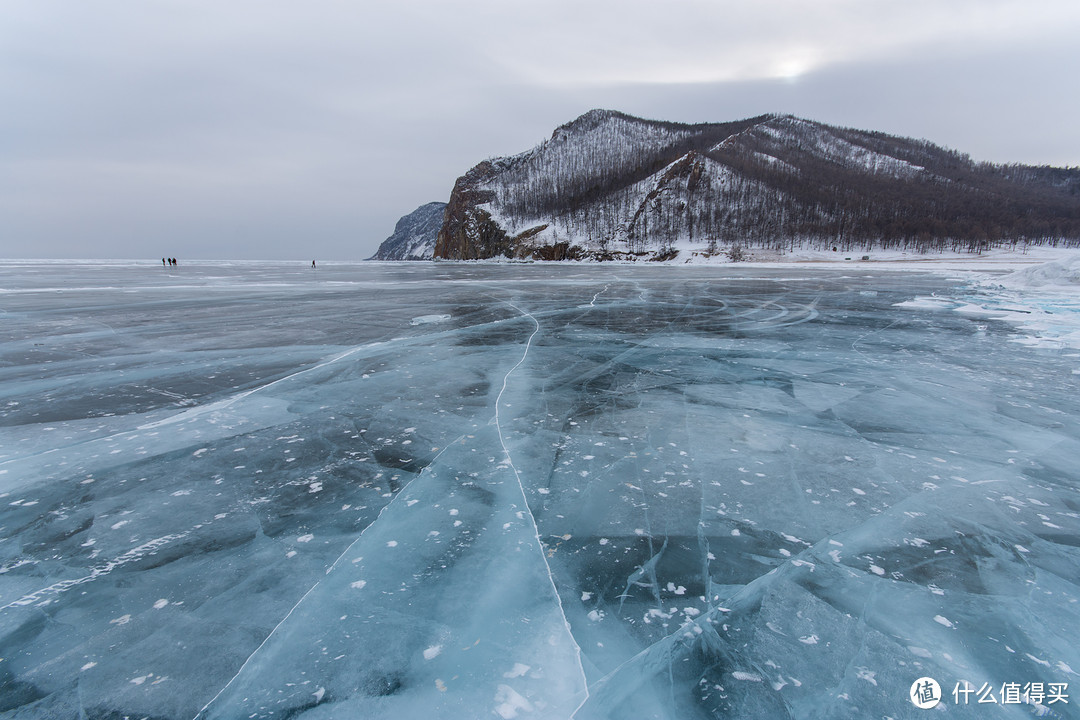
<box><xmin>1</xmin><ymin>261</ymin><xmax>1078</xmax><ymax>719</ymax></box>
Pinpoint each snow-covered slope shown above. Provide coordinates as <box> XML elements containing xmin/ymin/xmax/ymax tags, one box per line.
<box><xmin>368</xmin><ymin>202</ymin><xmax>446</xmax><ymax>261</ymax></box>
<box><xmin>430</xmin><ymin>110</ymin><xmax>1080</xmax><ymax>261</ymax></box>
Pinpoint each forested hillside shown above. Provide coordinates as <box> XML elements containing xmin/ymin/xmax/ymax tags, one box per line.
<box><xmin>429</xmin><ymin>111</ymin><xmax>1080</xmax><ymax>261</ymax></box>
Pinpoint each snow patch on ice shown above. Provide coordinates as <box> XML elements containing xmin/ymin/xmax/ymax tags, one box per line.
<box><xmin>732</xmin><ymin>671</ymin><xmax>763</xmax><ymax>682</ymax></box>
<box><xmin>494</xmin><ymin>684</ymin><xmax>534</xmax><ymax>718</ymax></box>
<box><xmin>897</xmin><ymin>256</ymin><xmax>1080</xmax><ymax>349</ymax></box>
<box><xmin>503</xmin><ymin>662</ymin><xmax>531</xmax><ymax>678</ymax></box>
<box><xmin>411</xmin><ymin>314</ymin><xmax>451</xmax><ymax>326</ymax></box>
<box><xmin>991</xmin><ymin>256</ymin><xmax>1080</xmax><ymax>289</ymax></box>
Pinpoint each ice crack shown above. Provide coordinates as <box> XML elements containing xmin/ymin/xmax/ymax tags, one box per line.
<box><xmin>495</xmin><ymin>302</ymin><xmax>590</xmax><ymax>715</ymax></box>
<box><xmin>588</xmin><ymin>283</ymin><xmax>611</xmax><ymax>307</ymax></box>
<box><xmin>192</xmin><ymin>436</ymin><xmax>465</xmax><ymax>719</ymax></box>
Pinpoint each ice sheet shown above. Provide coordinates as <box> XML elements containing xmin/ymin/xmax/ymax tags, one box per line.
<box><xmin>1</xmin><ymin>261</ymin><xmax>1078</xmax><ymax>719</ymax></box>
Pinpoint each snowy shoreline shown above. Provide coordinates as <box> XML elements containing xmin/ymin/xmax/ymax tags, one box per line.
<box><xmin>391</xmin><ymin>244</ymin><xmax>1080</xmax><ymax>273</ymax></box>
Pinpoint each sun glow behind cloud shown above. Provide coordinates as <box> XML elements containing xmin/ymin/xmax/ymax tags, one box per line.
<box><xmin>474</xmin><ymin>0</ymin><xmax>1080</xmax><ymax>87</ymax></box>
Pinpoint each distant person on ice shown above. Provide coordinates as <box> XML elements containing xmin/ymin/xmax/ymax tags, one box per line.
<box><xmin>312</xmin><ymin>260</ymin><xmax>316</xmax><ymax>268</ymax></box>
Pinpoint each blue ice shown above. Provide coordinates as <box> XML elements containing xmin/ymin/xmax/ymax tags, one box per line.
<box><xmin>1</xmin><ymin>260</ymin><xmax>1078</xmax><ymax>719</ymax></box>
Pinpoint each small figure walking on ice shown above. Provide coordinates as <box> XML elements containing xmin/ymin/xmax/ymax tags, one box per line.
<box><xmin>312</xmin><ymin>260</ymin><xmax>316</xmax><ymax>268</ymax></box>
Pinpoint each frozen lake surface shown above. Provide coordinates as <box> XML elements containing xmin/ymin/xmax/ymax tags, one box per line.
<box><xmin>1</xmin><ymin>261</ymin><xmax>1079</xmax><ymax>719</ymax></box>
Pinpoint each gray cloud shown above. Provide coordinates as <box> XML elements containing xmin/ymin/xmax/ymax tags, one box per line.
<box><xmin>2</xmin><ymin>0</ymin><xmax>1078</xmax><ymax>259</ymax></box>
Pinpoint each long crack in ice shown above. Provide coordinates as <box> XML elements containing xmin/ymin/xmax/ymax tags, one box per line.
<box><xmin>191</xmin><ymin>436</ymin><xmax>466</xmax><ymax>720</ymax></box>
<box><xmin>496</xmin><ymin>301</ymin><xmax>590</xmax><ymax>716</ymax></box>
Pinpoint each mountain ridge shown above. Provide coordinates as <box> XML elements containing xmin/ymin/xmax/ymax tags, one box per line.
<box><xmin>375</xmin><ymin>110</ymin><xmax>1080</xmax><ymax>261</ymax></box>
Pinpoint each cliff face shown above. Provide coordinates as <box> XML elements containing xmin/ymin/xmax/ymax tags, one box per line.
<box><xmin>432</xmin><ymin>162</ymin><xmax>513</xmax><ymax>259</ymax></box>
<box><xmin>368</xmin><ymin>202</ymin><xmax>446</xmax><ymax>260</ymax></box>
<box><xmin>427</xmin><ymin>110</ymin><xmax>1080</xmax><ymax>260</ymax></box>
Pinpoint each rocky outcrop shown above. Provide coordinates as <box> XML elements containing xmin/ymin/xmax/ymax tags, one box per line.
<box><xmin>432</xmin><ymin>162</ymin><xmax>514</xmax><ymax>259</ymax></box>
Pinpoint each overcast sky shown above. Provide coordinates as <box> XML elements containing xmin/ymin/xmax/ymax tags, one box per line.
<box><xmin>3</xmin><ymin>0</ymin><xmax>1079</xmax><ymax>260</ymax></box>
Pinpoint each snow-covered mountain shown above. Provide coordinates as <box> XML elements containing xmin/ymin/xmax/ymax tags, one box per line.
<box><xmin>421</xmin><ymin>110</ymin><xmax>1080</xmax><ymax>261</ymax></box>
<box><xmin>368</xmin><ymin>201</ymin><xmax>446</xmax><ymax>260</ymax></box>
